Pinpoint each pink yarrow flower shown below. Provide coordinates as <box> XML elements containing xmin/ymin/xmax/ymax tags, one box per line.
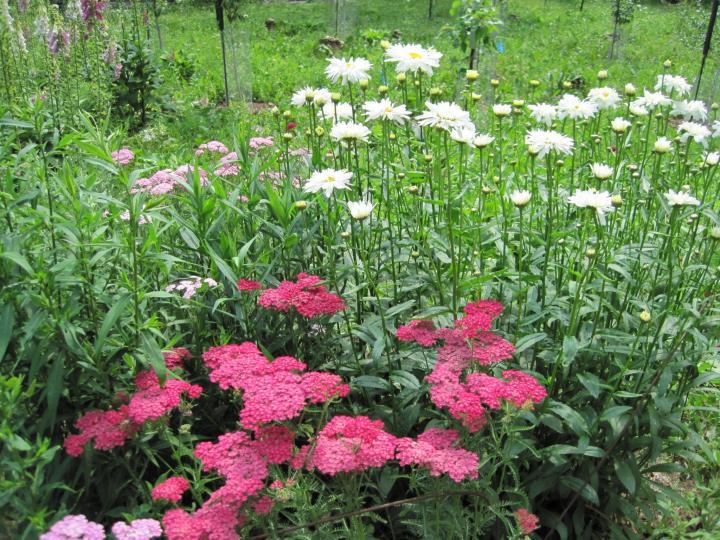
<box><xmin>515</xmin><ymin>508</ymin><xmax>540</xmax><ymax>534</ymax></box>
<box><xmin>165</xmin><ymin>277</ymin><xmax>218</xmax><ymax>299</ymax></box>
<box><xmin>395</xmin><ymin>428</ymin><xmax>479</xmax><ymax>482</ymax></box>
<box><xmin>258</xmin><ymin>273</ymin><xmax>346</xmax><ymax>318</ymax></box>
<box><xmin>237</xmin><ymin>278</ymin><xmax>262</xmax><ymax>291</ymax></box>
<box><xmin>127</xmin><ymin>370</ymin><xmax>203</xmax><ymax>424</ymax></box>
<box><xmin>152</xmin><ymin>476</ymin><xmax>190</xmax><ymax>503</ymax></box>
<box><xmin>214</xmin><ymin>152</ymin><xmax>240</xmax><ymax>177</ymax></box>
<box><xmin>63</xmin><ymin>406</ymin><xmax>138</xmax><ymax>456</ymax></box>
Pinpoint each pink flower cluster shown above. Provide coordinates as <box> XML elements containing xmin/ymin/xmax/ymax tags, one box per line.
<box><xmin>111</xmin><ymin>147</ymin><xmax>134</xmax><ymax>166</ymax></box>
<box><xmin>63</xmin><ymin>406</ymin><xmax>137</xmax><ymax>457</ymax></box>
<box><xmin>132</xmin><ymin>165</ymin><xmax>208</xmax><ymax>195</ymax></box>
<box><xmin>397</xmin><ymin>300</ymin><xmax>546</xmax><ymax>431</ymax></box>
<box><xmin>111</xmin><ymin>518</ymin><xmax>162</xmax><ymax>540</ymax></box>
<box><xmin>195</xmin><ymin>140</ymin><xmax>229</xmax><ymax>156</ymax></box>
<box><xmin>119</xmin><ymin>208</ymin><xmax>151</xmax><ymax>225</ymax></box>
<box><xmin>202</xmin><ymin>342</ymin><xmax>349</xmax><ymax>429</ymax></box>
<box><xmin>165</xmin><ymin>276</ymin><xmax>218</xmax><ymax>299</ymax></box>
<box><xmin>40</xmin><ymin>514</ymin><xmax>104</xmax><ymax>540</ymax></box>
<box><xmin>395</xmin><ymin>428</ymin><xmax>478</xmax><ymax>482</ymax></box>
<box><xmin>515</xmin><ymin>508</ymin><xmax>540</xmax><ymax>534</ymax></box>
<box><xmin>237</xmin><ymin>278</ymin><xmax>262</xmax><ymax>291</ymax></box>
<box><xmin>152</xmin><ymin>476</ymin><xmax>190</xmax><ymax>503</ymax></box>
<box><xmin>214</xmin><ymin>152</ymin><xmax>240</xmax><ymax>177</ymax></box>
<box><xmin>293</xmin><ymin>415</ymin><xmax>397</xmax><ymax>475</ymax></box>
<box><xmin>163</xmin><ymin>347</ymin><xmax>191</xmax><ymax>370</ymax></box>
<box><xmin>128</xmin><ymin>370</ymin><xmax>203</xmax><ymax>423</ymax></box>
<box><xmin>163</xmin><ymin>427</ymin><xmax>294</xmax><ymax>540</ymax></box>
<box><xmin>258</xmin><ymin>273</ymin><xmax>346</xmax><ymax>318</ymax></box>
<box><xmin>249</xmin><ymin>136</ymin><xmax>274</xmax><ymax>149</ymax></box>
<box><xmin>64</xmin><ymin>349</ymin><xmax>201</xmax><ymax>457</ymax></box>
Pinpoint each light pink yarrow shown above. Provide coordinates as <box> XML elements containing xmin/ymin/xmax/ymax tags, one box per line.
<box><xmin>151</xmin><ymin>476</ymin><xmax>190</xmax><ymax>503</ymax></box>
<box><xmin>111</xmin><ymin>147</ymin><xmax>134</xmax><ymax>166</ymax></box>
<box><xmin>40</xmin><ymin>514</ymin><xmax>105</xmax><ymax>540</ymax></box>
<box><xmin>111</xmin><ymin>518</ymin><xmax>162</xmax><ymax>540</ymax></box>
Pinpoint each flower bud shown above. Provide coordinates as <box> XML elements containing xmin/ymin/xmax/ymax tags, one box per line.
<box><xmin>294</xmin><ymin>200</ymin><xmax>307</xmax><ymax>210</ymax></box>
<box><xmin>712</xmin><ymin>102</ymin><xmax>719</xmax><ymax>111</ymax></box>
<box><xmin>314</xmin><ymin>95</ymin><xmax>327</xmax><ymax>106</ymax></box>
<box><xmin>624</xmin><ymin>83</ymin><xmax>636</xmax><ymax>96</ymax></box>
<box><xmin>359</xmin><ymin>79</ymin><xmax>369</xmax><ymax>90</ymax></box>
<box><xmin>282</xmin><ymin>110</ymin><xmax>292</xmax><ymax>118</ymax></box>
<box><xmin>378</xmin><ymin>85</ymin><xmax>389</xmax><ymax>95</ymax></box>
<box><xmin>429</xmin><ymin>87</ymin><xmax>441</xmax><ymax>97</ymax></box>
<box><xmin>471</xmin><ymin>92</ymin><xmax>482</xmax><ymax>101</ymax></box>
<box><xmin>663</xmin><ymin>59</ymin><xmax>672</xmax><ymax>68</ymax></box>
<box><xmin>271</xmin><ymin>106</ymin><xmax>280</xmax><ymax>115</ymax></box>
<box><xmin>331</xmin><ymin>92</ymin><xmax>342</xmax><ymax>103</ymax></box>
<box><xmin>411</xmin><ymin>250</ymin><xmax>420</xmax><ymax>258</ymax></box>
<box><xmin>396</xmin><ymin>73</ymin><xmax>406</xmax><ymax>83</ymax></box>
<box><xmin>397</xmin><ymin>172</ymin><xmax>405</xmax><ymax>179</ymax></box>
<box><xmin>282</xmin><ymin>132</ymin><xmax>294</xmax><ymax>141</ymax></box>
<box><xmin>640</xmin><ymin>310</ymin><xmax>651</xmax><ymax>322</ymax></box>
<box><xmin>597</xmin><ymin>70</ymin><xmax>608</xmax><ymax>80</ymax></box>
<box><xmin>529</xmin><ymin>79</ymin><xmax>540</xmax><ymax>87</ymax></box>
<box><xmin>388</xmin><ymin>132</ymin><xmax>396</xmax><ymax>140</ymax></box>
<box><xmin>380</xmin><ymin>40</ymin><xmax>391</xmax><ymax>50</ymax></box>
<box><xmin>340</xmin><ymin>231</ymin><xmax>350</xmax><ymax>239</ymax></box>
<box><xmin>424</xmin><ymin>153</ymin><xmax>433</xmax><ymax>163</ymax></box>
<box><xmin>315</xmin><ymin>126</ymin><xmax>325</xmax><ymax>137</ymax></box>
<box><xmin>512</xmin><ymin>99</ymin><xmax>525</xmax><ymax>107</ymax></box>
<box><xmin>490</xmin><ymin>78</ymin><xmax>500</xmax><ymax>87</ymax></box>
<box><xmin>466</xmin><ymin>69</ymin><xmax>479</xmax><ymax>81</ymax></box>
<box><xmin>562</xmin><ymin>81</ymin><xmax>572</xmax><ymax>89</ymax></box>
<box><xmin>481</xmin><ymin>186</ymin><xmax>491</xmax><ymax>194</ymax></box>
<box><xmin>611</xmin><ymin>194</ymin><xmax>623</xmax><ymax>207</ymax></box>
<box><xmin>407</xmin><ymin>185</ymin><xmax>419</xmax><ymax>194</ymax></box>
<box><xmin>710</xmin><ymin>227</ymin><xmax>720</xmax><ymax>240</ymax></box>
<box><xmin>585</xmin><ymin>247</ymin><xmax>597</xmax><ymax>258</ymax></box>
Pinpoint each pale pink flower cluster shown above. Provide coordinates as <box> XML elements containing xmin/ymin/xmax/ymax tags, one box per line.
<box><xmin>396</xmin><ymin>428</ymin><xmax>479</xmax><ymax>482</ymax></box>
<box><xmin>214</xmin><ymin>152</ymin><xmax>240</xmax><ymax>177</ymax></box>
<box><xmin>195</xmin><ymin>140</ymin><xmax>229</xmax><ymax>156</ymax></box>
<box><xmin>128</xmin><ymin>370</ymin><xmax>203</xmax><ymax>423</ymax></box>
<box><xmin>165</xmin><ymin>277</ymin><xmax>218</xmax><ymax>299</ymax></box>
<box><xmin>111</xmin><ymin>518</ymin><xmax>162</xmax><ymax>540</ymax></box>
<box><xmin>132</xmin><ymin>165</ymin><xmax>208</xmax><ymax>195</ymax></box>
<box><xmin>40</xmin><ymin>514</ymin><xmax>104</xmax><ymax>540</ymax></box>
<box><xmin>111</xmin><ymin>147</ymin><xmax>134</xmax><ymax>166</ymax></box>
<box><xmin>249</xmin><ymin>136</ymin><xmax>274</xmax><ymax>149</ymax></box>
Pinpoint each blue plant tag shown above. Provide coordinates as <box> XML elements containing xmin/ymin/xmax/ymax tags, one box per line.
<box><xmin>496</xmin><ymin>41</ymin><xmax>505</xmax><ymax>54</ymax></box>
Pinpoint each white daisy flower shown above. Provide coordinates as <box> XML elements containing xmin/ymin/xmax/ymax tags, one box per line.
<box><xmin>450</xmin><ymin>125</ymin><xmax>477</xmax><ymax>145</ymax></box>
<box><xmin>320</xmin><ymin>102</ymin><xmax>354</xmax><ymax>120</ymax></box>
<box><xmin>654</xmin><ymin>137</ymin><xmax>673</xmax><ymax>153</ymax></box>
<box><xmin>326</xmin><ymin>57</ymin><xmax>372</xmax><ymax>85</ymax></box>
<box><xmin>330</xmin><ymin>121</ymin><xmax>371</xmax><ymax>142</ymax></box>
<box><xmin>587</xmin><ymin>86</ymin><xmax>621</xmax><ymax>109</ymax></box>
<box><xmin>347</xmin><ymin>200</ymin><xmax>375</xmax><ymax>221</ymax></box>
<box><xmin>385</xmin><ymin>43</ymin><xmax>442</xmax><ymax>75</ymax></box>
<box><xmin>655</xmin><ymin>74</ymin><xmax>691</xmax><ymax>97</ymax></box>
<box><xmin>303</xmin><ymin>168</ymin><xmax>353</xmax><ymax>197</ymax></box>
<box><xmin>557</xmin><ymin>94</ymin><xmax>598</xmax><ymax>120</ymax></box>
<box><xmin>591</xmin><ymin>163</ymin><xmax>613</xmax><ymax>180</ymax></box>
<box><xmin>416</xmin><ymin>101</ymin><xmax>473</xmax><ymax>132</ymax></box>
<box><xmin>634</xmin><ymin>90</ymin><xmax>671</xmax><ymax>109</ymax></box>
<box><xmin>509</xmin><ymin>190</ymin><xmax>531</xmax><ymax>207</ymax></box>
<box><xmin>362</xmin><ymin>98</ymin><xmax>411</xmax><ymax>124</ymax></box>
<box><xmin>291</xmin><ymin>86</ymin><xmax>331</xmax><ymax>107</ymax></box>
<box><xmin>492</xmin><ymin>103</ymin><xmax>512</xmax><ymax>117</ymax></box>
<box><xmin>473</xmin><ymin>134</ymin><xmax>495</xmax><ymax>148</ymax></box>
<box><xmin>629</xmin><ymin>102</ymin><xmax>649</xmax><ymax>117</ymax></box>
<box><xmin>704</xmin><ymin>152</ymin><xmax>719</xmax><ymax>166</ymax></box>
<box><xmin>671</xmin><ymin>100</ymin><xmax>708</xmax><ymax>122</ymax></box>
<box><xmin>528</xmin><ymin>103</ymin><xmax>558</xmax><ymax>126</ymax></box>
<box><xmin>568</xmin><ymin>188</ymin><xmax>614</xmax><ymax>217</ymax></box>
<box><xmin>678</xmin><ymin>121</ymin><xmax>711</xmax><ymax>145</ymax></box>
<box><xmin>665</xmin><ymin>189</ymin><xmax>699</xmax><ymax>207</ymax></box>
<box><xmin>525</xmin><ymin>129</ymin><xmax>574</xmax><ymax>159</ymax></box>
<box><xmin>611</xmin><ymin>117</ymin><xmax>632</xmax><ymax>133</ymax></box>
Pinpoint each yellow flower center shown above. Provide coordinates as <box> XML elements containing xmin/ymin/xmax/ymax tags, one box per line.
<box><xmin>409</xmin><ymin>52</ymin><xmax>422</xmax><ymax>59</ymax></box>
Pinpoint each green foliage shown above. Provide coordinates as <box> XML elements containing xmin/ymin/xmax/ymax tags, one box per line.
<box><xmin>448</xmin><ymin>0</ymin><xmax>502</xmax><ymax>68</ymax></box>
<box><xmin>111</xmin><ymin>38</ymin><xmax>163</xmax><ymax>127</ymax></box>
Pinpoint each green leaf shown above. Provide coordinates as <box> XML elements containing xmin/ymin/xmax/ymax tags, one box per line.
<box><xmin>601</xmin><ymin>405</ymin><xmax>632</xmax><ymax>422</ymax></box>
<box><xmin>390</xmin><ymin>370</ymin><xmax>420</xmax><ymax>390</ymax></box>
<box><xmin>140</xmin><ymin>332</ymin><xmax>168</xmax><ymax>384</ymax></box>
<box><xmin>614</xmin><ymin>460</ymin><xmax>636</xmax><ymax>494</ymax></box>
<box><xmin>352</xmin><ymin>375</ymin><xmax>391</xmax><ymax>391</ymax></box>
<box><xmin>562</xmin><ymin>336</ymin><xmax>579</xmax><ymax>366</ymax></box>
<box><xmin>0</xmin><ymin>252</ymin><xmax>34</xmax><ymax>275</ymax></box>
<box><xmin>576</xmin><ymin>372</ymin><xmax>601</xmax><ymax>398</ymax></box>
<box><xmin>94</xmin><ymin>294</ymin><xmax>131</xmax><ymax>355</ymax></box>
<box><xmin>514</xmin><ymin>332</ymin><xmax>547</xmax><ymax>354</ymax></box>
<box><xmin>44</xmin><ymin>355</ymin><xmax>65</xmax><ymax>433</ymax></box>
<box><xmin>0</xmin><ymin>303</ymin><xmax>14</xmax><ymax>361</ymax></box>
<box><xmin>385</xmin><ymin>300</ymin><xmax>416</xmax><ymax>318</ymax></box>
